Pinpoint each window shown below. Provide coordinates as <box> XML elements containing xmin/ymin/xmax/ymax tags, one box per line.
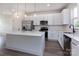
<box><xmin>73</xmin><ymin>7</ymin><xmax>79</xmax><ymax>29</ymax></box>
<box><xmin>74</xmin><ymin>18</ymin><xmax>79</xmax><ymax>29</ymax></box>
<box><xmin>74</xmin><ymin>7</ymin><xmax>77</xmax><ymax>17</ymax></box>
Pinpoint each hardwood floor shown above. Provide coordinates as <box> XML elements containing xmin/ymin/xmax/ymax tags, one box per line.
<box><xmin>44</xmin><ymin>41</ymin><xmax>64</xmax><ymax>56</ymax></box>
<box><xmin>0</xmin><ymin>35</ymin><xmax>64</xmax><ymax>56</ymax></box>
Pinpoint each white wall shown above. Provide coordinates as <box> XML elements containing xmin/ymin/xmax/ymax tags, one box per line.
<box><xmin>0</xmin><ymin>15</ymin><xmax>12</xmax><ymax>33</ymax></box>
<box><xmin>77</xmin><ymin>4</ymin><xmax>79</xmax><ymax>19</ymax></box>
<box><xmin>66</xmin><ymin>3</ymin><xmax>77</xmax><ymax>9</ymax></box>
<box><xmin>35</xmin><ymin>25</ymin><xmax>67</xmax><ymax>32</ymax></box>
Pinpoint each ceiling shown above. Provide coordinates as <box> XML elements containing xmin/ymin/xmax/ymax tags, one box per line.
<box><xmin>0</xmin><ymin>3</ymin><xmax>69</xmax><ymax>15</ymax></box>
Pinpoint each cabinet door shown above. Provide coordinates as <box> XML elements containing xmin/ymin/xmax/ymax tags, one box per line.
<box><xmin>62</xmin><ymin>9</ymin><xmax>71</xmax><ymax>24</ymax></box>
<box><xmin>53</xmin><ymin>14</ymin><xmax>62</xmax><ymax>25</ymax></box>
<box><xmin>71</xmin><ymin>39</ymin><xmax>79</xmax><ymax>56</ymax></box>
<box><xmin>71</xmin><ymin>44</ymin><xmax>79</xmax><ymax>56</ymax></box>
<box><xmin>58</xmin><ymin>32</ymin><xmax>64</xmax><ymax>49</ymax></box>
<box><xmin>48</xmin><ymin>14</ymin><xmax>62</xmax><ymax>25</ymax></box>
<box><xmin>48</xmin><ymin>14</ymin><xmax>53</xmax><ymax>25</ymax></box>
<box><xmin>48</xmin><ymin>31</ymin><xmax>58</xmax><ymax>41</ymax></box>
<box><xmin>48</xmin><ymin>31</ymin><xmax>51</xmax><ymax>39</ymax></box>
<box><xmin>33</xmin><ymin>16</ymin><xmax>40</xmax><ymax>25</ymax></box>
<box><xmin>38</xmin><ymin>14</ymin><xmax>48</xmax><ymax>21</ymax></box>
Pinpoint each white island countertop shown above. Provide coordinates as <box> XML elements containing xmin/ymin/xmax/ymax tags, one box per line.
<box><xmin>64</xmin><ymin>33</ymin><xmax>79</xmax><ymax>42</ymax></box>
<box><xmin>1</xmin><ymin>31</ymin><xmax>45</xmax><ymax>37</ymax></box>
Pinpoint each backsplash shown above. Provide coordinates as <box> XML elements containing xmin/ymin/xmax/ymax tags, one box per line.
<box><xmin>34</xmin><ymin>25</ymin><xmax>67</xmax><ymax>32</ymax></box>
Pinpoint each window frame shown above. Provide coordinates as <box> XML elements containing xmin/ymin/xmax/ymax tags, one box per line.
<box><xmin>72</xmin><ymin>7</ymin><xmax>79</xmax><ymax>30</ymax></box>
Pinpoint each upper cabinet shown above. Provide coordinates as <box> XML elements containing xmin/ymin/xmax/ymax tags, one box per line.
<box><xmin>48</xmin><ymin>13</ymin><xmax>62</xmax><ymax>25</ymax></box>
<box><xmin>48</xmin><ymin>14</ymin><xmax>53</xmax><ymax>25</ymax></box>
<box><xmin>33</xmin><ymin>14</ymin><xmax>48</xmax><ymax>25</ymax></box>
<box><xmin>32</xmin><ymin>16</ymin><xmax>40</xmax><ymax>25</ymax></box>
<box><xmin>53</xmin><ymin>13</ymin><xmax>62</xmax><ymax>25</ymax></box>
<box><xmin>61</xmin><ymin>9</ymin><xmax>71</xmax><ymax>25</ymax></box>
<box><xmin>24</xmin><ymin>13</ymin><xmax>63</xmax><ymax>25</ymax></box>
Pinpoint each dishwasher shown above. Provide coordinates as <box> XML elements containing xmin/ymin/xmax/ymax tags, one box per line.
<box><xmin>64</xmin><ymin>35</ymin><xmax>71</xmax><ymax>56</ymax></box>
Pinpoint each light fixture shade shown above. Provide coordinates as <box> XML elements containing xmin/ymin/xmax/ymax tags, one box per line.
<box><xmin>16</xmin><ymin>15</ymin><xmax>19</xmax><ymax>18</ymax></box>
<box><xmin>47</xmin><ymin>4</ymin><xmax>50</xmax><ymax>7</ymax></box>
<box><xmin>33</xmin><ymin>14</ymin><xmax>37</xmax><ymax>17</ymax></box>
<box><xmin>24</xmin><ymin>14</ymin><xmax>27</xmax><ymax>17</ymax></box>
<box><xmin>14</xmin><ymin>12</ymin><xmax>19</xmax><ymax>18</ymax></box>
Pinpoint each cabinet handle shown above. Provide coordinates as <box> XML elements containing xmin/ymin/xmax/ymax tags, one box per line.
<box><xmin>72</xmin><ymin>42</ymin><xmax>77</xmax><ymax>46</ymax></box>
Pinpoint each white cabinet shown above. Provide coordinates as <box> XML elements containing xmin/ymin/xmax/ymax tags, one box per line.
<box><xmin>62</xmin><ymin>9</ymin><xmax>71</xmax><ymax>24</ymax></box>
<box><xmin>53</xmin><ymin>13</ymin><xmax>62</xmax><ymax>25</ymax></box>
<box><xmin>48</xmin><ymin>31</ymin><xmax>58</xmax><ymax>41</ymax></box>
<box><xmin>33</xmin><ymin>15</ymin><xmax>47</xmax><ymax>25</ymax></box>
<box><xmin>48</xmin><ymin>14</ymin><xmax>53</xmax><ymax>25</ymax></box>
<box><xmin>40</xmin><ymin>14</ymin><xmax>48</xmax><ymax>21</ymax></box>
<box><xmin>48</xmin><ymin>13</ymin><xmax>62</xmax><ymax>25</ymax></box>
<box><xmin>33</xmin><ymin>16</ymin><xmax>40</xmax><ymax>25</ymax></box>
<box><xmin>71</xmin><ymin>39</ymin><xmax>79</xmax><ymax>56</ymax></box>
<box><xmin>58</xmin><ymin>32</ymin><xmax>64</xmax><ymax>49</ymax></box>
<box><xmin>25</xmin><ymin>13</ymin><xmax>63</xmax><ymax>26</ymax></box>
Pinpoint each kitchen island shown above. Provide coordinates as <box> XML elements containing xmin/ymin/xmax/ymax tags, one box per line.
<box><xmin>5</xmin><ymin>31</ymin><xmax>45</xmax><ymax>56</ymax></box>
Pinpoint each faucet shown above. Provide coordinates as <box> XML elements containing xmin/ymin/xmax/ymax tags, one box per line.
<box><xmin>69</xmin><ymin>25</ymin><xmax>75</xmax><ymax>33</ymax></box>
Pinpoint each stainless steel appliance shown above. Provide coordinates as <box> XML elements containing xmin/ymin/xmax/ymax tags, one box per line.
<box><xmin>22</xmin><ymin>20</ymin><xmax>34</xmax><ymax>31</ymax></box>
<box><xmin>39</xmin><ymin>27</ymin><xmax>48</xmax><ymax>41</ymax></box>
<box><xmin>40</xmin><ymin>20</ymin><xmax>48</xmax><ymax>25</ymax></box>
<box><xmin>64</xmin><ymin>35</ymin><xmax>71</xmax><ymax>56</ymax></box>
<box><xmin>40</xmin><ymin>20</ymin><xmax>48</xmax><ymax>41</ymax></box>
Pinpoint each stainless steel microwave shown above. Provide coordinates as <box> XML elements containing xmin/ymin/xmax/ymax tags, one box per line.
<box><xmin>40</xmin><ymin>20</ymin><xmax>48</xmax><ymax>25</ymax></box>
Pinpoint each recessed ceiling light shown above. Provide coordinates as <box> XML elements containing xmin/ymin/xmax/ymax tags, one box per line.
<box><xmin>16</xmin><ymin>15</ymin><xmax>19</xmax><ymax>18</ymax></box>
<box><xmin>33</xmin><ymin>14</ymin><xmax>37</xmax><ymax>17</ymax></box>
<box><xmin>47</xmin><ymin>4</ymin><xmax>50</xmax><ymax>7</ymax></box>
<box><xmin>24</xmin><ymin>14</ymin><xmax>27</xmax><ymax>17</ymax></box>
<box><xmin>14</xmin><ymin>12</ymin><xmax>19</xmax><ymax>18</ymax></box>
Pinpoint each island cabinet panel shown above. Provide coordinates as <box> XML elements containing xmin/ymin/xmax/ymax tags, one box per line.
<box><xmin>5</xmin><ymin>32</ymin><xmax>45</xmax><ymax>56</ymax></box>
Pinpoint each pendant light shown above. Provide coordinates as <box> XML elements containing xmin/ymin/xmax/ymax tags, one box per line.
<box><xmin>47</xmin><ymin>4</ymin><xmax>50</xmax><ymax>7</ymax></box>
<box><xmin>33</xmin><ymin>3</ymin><xmax>37</xmax><ymax>17</ymax></box>
<box><xmin>24</xmin><ymin>3</ymin><xmax>27</xmax><ymax>18</ymax></box>
<box><xmin>14</xmin><ymin>3</ymin><xmax>19</xmax><ymax>18</ymax></box>
<box><xmin>16</xmin><ymin>3</ymin><xmax>19</xmax><ymax>18</ymax></box>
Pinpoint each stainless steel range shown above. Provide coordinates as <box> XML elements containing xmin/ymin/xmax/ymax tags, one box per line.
<box><xmin>39</xmin><ymin>27</ymin><xmax>48</xmax><ymax>41</ymax></box>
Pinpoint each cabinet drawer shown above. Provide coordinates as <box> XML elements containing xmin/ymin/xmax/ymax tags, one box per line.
<box><xmin>71</xmin><ymin>39</ymin><xmax>79</xmax><ymax>56</ymax></box>
<box><xmin>72</xmin><ymin>39</ymin><xmax>79</xmax><ymax>46</ymax></box>
<box><xmin>71</xmin><ymin>43</ymin><xmax>79</xmax><ymax>56</ymax></box>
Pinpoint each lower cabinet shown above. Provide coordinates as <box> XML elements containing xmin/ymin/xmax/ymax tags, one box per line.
<box><xmin>48</xmin><ymin>31</ymin><xmax>58</xmax><ymax>41</ymax></box>
<box><xmin>71</xmin><ymin>39</ymin><xmax>79</xmax><ymax>56</ymax></box>
<box><xmin>58</xmin><ymin>32</ymin><xmax>64</xmax><ymax>49</ymax></box>
<box><xmin>71</xmin><ymin>44</ymin><xmax>79</xmax><ymax>56</ymax></box>
<box><xmin>48</xmin><ymin>31</ymin><xmax>64</xmax><ymax>49</ymax></box>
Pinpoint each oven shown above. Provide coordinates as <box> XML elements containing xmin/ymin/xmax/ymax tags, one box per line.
<box><xmin>39</xmin><ymin>27</ymin><xmax>48</xmax><ymax>41</ymax></box>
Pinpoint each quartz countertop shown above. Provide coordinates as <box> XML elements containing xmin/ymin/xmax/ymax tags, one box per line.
<box><xmin>0</xmin><ymin>31</ymin><xmax>45</xmax><ymax>37</ymax></box>
<box><xmin>64</xmin><ymin>33</ymin><xmax>79</xmax><ymax>42</ymax></box>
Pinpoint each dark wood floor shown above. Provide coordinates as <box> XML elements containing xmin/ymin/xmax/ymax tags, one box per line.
<box><xmin>44</xmin><ymin>41</ymin><xmax>64</xmax><ymax>56</ymax></box>
<box><xmin>0</xmin><ymin>36</ymin><xmax>64</xmax><ymax>56</ymax></box>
